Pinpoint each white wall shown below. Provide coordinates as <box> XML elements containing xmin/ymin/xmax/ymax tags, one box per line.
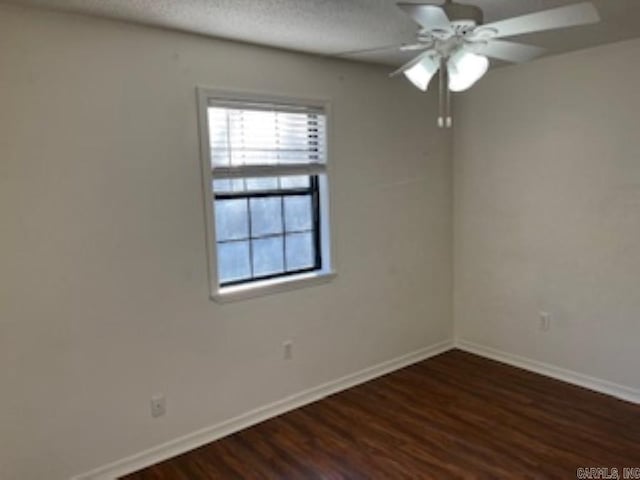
<box><xmin>0</xmin><ymin>4</ymin><xmax>452</xmax><ymax>479</ymax></box>
<box><xmin>454</xmin><ymin>39</ymin><xmax>640</xmax><ymax>391</ymax></box>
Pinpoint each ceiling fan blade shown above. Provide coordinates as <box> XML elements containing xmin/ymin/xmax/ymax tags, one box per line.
<box><xmin>397</xmin><ymin>3</ymin><xmax>450</xmax><ymax>30</ymax></box>
<box><xmin>472</xmin><ymin>40</ymin><xmax>545</xmax><ymax>63</ymax></box>
<box><xmin>336</xmin><ymin>42</ymin><xmax>430</xmax><ymax>57</ymax></box>
<box><xmin>336</xmin><ymin>44</ymin><xmax>406</xmax><ymax>57</ymax></box>
<box><xmin>389</xmin><ymin>50</ymin><xmax>437</xmax><ymax>77</ymax></box>
<box><xmin>480</xmin><ymin>2</ymin><xmax>600</xmax><ymax>39</ymax></box>
<box><xmin>400</xmin><ymin>42</ymin><xmax>434</xmax><ymax>52</ymax></box>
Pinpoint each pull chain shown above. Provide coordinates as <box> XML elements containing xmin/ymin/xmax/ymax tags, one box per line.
<box><xmin>438</xmin><ymin>57</ymin><xmax>453</xmax><ymax>129</ymax></box>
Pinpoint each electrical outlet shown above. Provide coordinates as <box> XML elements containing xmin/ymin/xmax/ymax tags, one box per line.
<box><xmin>539</xmin><ymin>311</ymin><xmax>551</xmax><ymax>332</ymax></box>
<box><xmin>283</xmin><ymin>340</ymin><xmax>293</xmax><ymax>360</ymax></box>
<box><xmin>150</xmin><ymin>394</ymin><xmax>166</xmax><ymax>418</ymax></box>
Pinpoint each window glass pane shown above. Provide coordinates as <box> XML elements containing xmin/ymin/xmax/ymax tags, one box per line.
<box><xmin>285</xmin><ymin>232</ymin><xmax>314</xmax><ymax>271</ymax></box>
<box><xmin>284</xmin><ymin>195</ymin><xmax>313</xmax><ymax>232</ymax></box>
<box><xmin>216</xmin><ymin>177</ymin><xmax>287</xmax><ymax>193</ymax></box>
<box><xmin>246</xmin><ymin>177</ymin><xmax>279</xmax><ymax>191</ymax></box>
<box><xmin>217</xmin><ymin>241</ymin><xmax>251</xmax><ymax>283</ymax></box>
<box><xmin>213</xmin><ymin>179</ymin><xmax>246</xmax><ymax>193</ymax></box>
<box><xmin>280</xmin><ymin>176</ymin><xmax>310</xmax><ymax>190</ymax></box>
<box><xmin>213</xmin><ymin>179</ymin><xmax>231</xmax><ymax>192</ymax></box>
<box><xmin>250</xmin><ymin>197</ymin><xmax>283</xmax><ymax>237</ymax></box>
<box><xmin>214</xmin><ymin>199</ymin><xmax>249</xmax><ymax>241</ymax></box>
<box><xmin>252</xmin><ymin>236</ymin><xmax>284</xmax><ymax>277</ymax></box>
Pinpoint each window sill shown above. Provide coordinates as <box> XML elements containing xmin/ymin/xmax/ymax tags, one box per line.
<box><xmin>211</xmin><ymin>270</ymin><xmax>336</xmax><ymax>303</ymax></box>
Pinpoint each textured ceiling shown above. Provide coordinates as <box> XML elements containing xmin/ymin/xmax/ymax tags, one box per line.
<box><xmin>4</xmin><ymin>0</ymin><xmax>640</xmax><ymax>67</ymax></box>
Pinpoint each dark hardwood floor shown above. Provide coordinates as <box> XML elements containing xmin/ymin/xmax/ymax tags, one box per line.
<box><xmin>122</xmin><ymin>350</ymin><xmax>640</xmax><ymax>479</ymax></box>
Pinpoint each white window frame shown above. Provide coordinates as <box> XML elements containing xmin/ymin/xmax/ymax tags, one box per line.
<box><xmin>196</xmin><ymin>87</ymin><xmax>336</xmax><ymax>303</ymax></box>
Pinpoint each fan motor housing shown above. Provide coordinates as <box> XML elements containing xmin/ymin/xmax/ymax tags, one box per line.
<box><xmin>442</xmin><ymin>2</ymin><xmax>484</xmax><ymax>25</ymax></box>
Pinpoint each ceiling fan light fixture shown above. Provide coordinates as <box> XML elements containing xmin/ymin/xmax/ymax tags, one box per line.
<box><xmin>390</xmin><ymin>1</ymin><xmax>599</xmax><ymax>125</ymax></box>
<box><xmin>403</xmin><ymin>55</ymin><xmax>440</xmax><ymax>91</ymax></box>
<box><xmin>447</xmin><ymin>51</ymin><xmax>489</xmax><ymax>92</ymax></box>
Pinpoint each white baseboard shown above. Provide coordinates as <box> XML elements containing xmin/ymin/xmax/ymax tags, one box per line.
<box><xmin>72</xmin><ymin>339</ymin><xmax>454</xmax><ymax>480</ymax></box>
<box><xmin>455</xmin><ymin>339</ymin><xmax>640</xmax><ymax>405</ymax></box>
<box><xmin>72</xmin><ymin>338</ymin><xmax>640</xmax><ymax>479</ymax></box>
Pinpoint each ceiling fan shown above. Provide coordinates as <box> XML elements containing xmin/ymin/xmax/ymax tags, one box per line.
<box><xmin>354</xmin><ymin>1</ymin><xmax>600</xmax><ymax>127</ymax></box>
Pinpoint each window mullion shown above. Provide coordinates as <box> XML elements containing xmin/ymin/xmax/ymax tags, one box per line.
<box><xmin>214</xmin><ymin>188</ymin><xmax>313</xmax><ymax>200</ymax></box>
<box><xmin>311</xmin><ymin>175</ymin><xmax>322</xmax><ymax>269</ymax></box>
<box><xmin>247</xmin><ymin>197</ymin><xmax>254</xmax><ymax>278</ymax></box>
<box><xmin>281</xmin><ymin>196</ymin><xmax>287</xmax><ymax>272</ymax></box>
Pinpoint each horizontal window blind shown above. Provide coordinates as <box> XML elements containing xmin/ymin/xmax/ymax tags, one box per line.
<box><xmin>207</xmin><ymin>101</ymin><xmax>327</xmax><ymax>177</ymax></box>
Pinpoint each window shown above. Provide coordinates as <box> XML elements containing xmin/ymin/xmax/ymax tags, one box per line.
<box><xmin>197</xmin><ymin>89</ymin><xmax>334</xmax><ymax>301</ymax></box>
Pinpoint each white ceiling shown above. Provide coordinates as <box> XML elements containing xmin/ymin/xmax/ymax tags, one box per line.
<box><xmin>4</xmin><ymin>0</ymin><xmax>640</xmax><ymax>67</ymax></box>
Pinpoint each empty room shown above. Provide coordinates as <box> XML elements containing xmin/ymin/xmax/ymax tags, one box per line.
<box><xmin>1</xmin><ymin>0</ymin><xmax>639</xmax><ymax>478</ymax></box>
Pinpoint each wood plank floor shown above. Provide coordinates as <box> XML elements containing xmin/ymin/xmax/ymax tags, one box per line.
<box><xmin>122</xmin><ymin>350</ymin><xmax>640</xmax><ymax>479</ymax></box>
